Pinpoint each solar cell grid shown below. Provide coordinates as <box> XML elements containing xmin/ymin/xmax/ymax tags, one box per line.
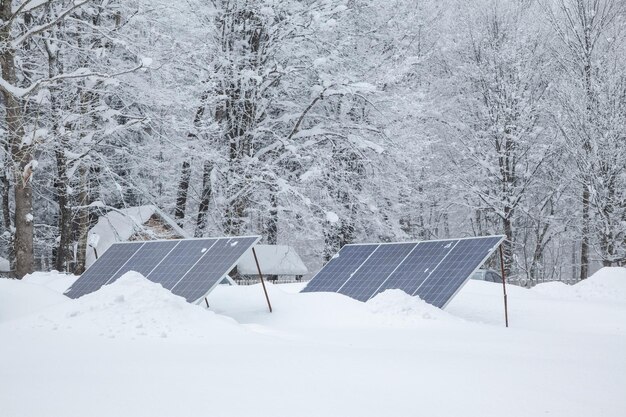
<box><xmin>65</xmin><ymin>242</ymin><xmax>144</xmax><ymax>299</ymax></box>
<box><xmin>301</xmin><ymin>244</ymin><xmax>379</xmax><ymax>293</ymax></box>
<box><xmin>172</xmin><ymin>237</ymin><xmax>259</xmax><ymax>302</ymax></box>
<box><xmin>302</xmin><ymin>235</ymin><xmax>505</xmax><ymax>309</ymax></box>
<box><xmin>338</xmin><ymin>243</ymin><xmax>415</xmax><ymax>302</ymax></box>
<box><xmin>64</xmin><ymin>236</ymin><xmax>261</xmax><ymax>302</ymax></box>
<box><xmin>374</xmin><ymin>240</ymin><xmax>456</xmax><ymax>299</ymax></box>
<box><xmin>417</xmin><ymin>236</ymin><xmax>502</xmax><ymax>308</ymax></box>
<box><xmin>108</xmin><ymin>240</ymin><xmax>180</xmax><ymax>284</ymax></box>
<box><xmin>146</xmin><ymin>239</ymin><xmax>219</xmax><ymax>290</ymax></box>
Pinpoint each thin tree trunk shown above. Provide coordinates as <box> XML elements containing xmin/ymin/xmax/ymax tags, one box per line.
<box><xmin>265</xmin><ymin>183</ymin><xmax>279</xmax><ymax>281</ymax></box>
<box><xmin>1</xmin><ymin>144</ymin><xmax>11</xmax><ymax>232</ymax></box>
<box><xmin>74</xmin><ymin>166</ymin><xmax>90</xmax><ymax>275</ymax></box>
<box><xmin>502</xmin><ymin>213</ymin><xmax>514</xmax><ymax>277</ymax></box>
<box><xmin>194</xmin><ymin>161</ymin><xmax>213</xmax><ymax>237</ymax></box>
<box><xmin>580</xmin><ymin>184</ymin><xmax>590</xmax><ymax>280</ymax></box>
<box><xmin>54</xmin><ymin>150</ymin><xmax>72</xmax><ymax>271</ymax></box>
<box><xmin>266</xmin><ymin>184</ymin><xmax>278</xmax><ymax>245</ymax></box>
<box><xmin>46</xmin><ymin>33</ymin><xmax>72</xmax><ymax>272</ymax></box>
<box><xmin>174</xmin><ymin>160</ymin><xmax>192</xmax><ymax>227</ymax></box>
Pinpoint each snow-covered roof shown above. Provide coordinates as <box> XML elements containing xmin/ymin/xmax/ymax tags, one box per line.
<box><xmin>0</xmin><ymin>256</ymin><xmax>10</xmax><ymax>272</ymax></box>
<box><xmin>237</xmin><ymin>245</ymin><xmax>308</xmax><ymax>276</ymax></box>
<box><xmin>86</xmin><ymin>205</ymin><xmax>191</xmax><ymax>268</ymax></box>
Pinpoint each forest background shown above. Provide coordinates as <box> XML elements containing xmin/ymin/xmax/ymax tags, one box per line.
<box><xmin>1</xmin><ymin>0</ymin><xmax>625</xmax><ymax>284</ymax></box>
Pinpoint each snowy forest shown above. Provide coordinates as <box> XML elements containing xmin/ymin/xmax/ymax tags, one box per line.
<box><xmin>0</xmin><ymin>0</ymin><xmax>625</xmax><ymax>284</ymax></box>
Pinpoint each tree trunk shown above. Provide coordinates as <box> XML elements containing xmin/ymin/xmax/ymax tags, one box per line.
<box><xmin>46</xmin><ymin>35</ymin><xmax>72</xmax><ymax>272</ymax></box>
<box><xmin>579</xmin><ymin>26</ymin><xmax>594</xmax><ymax>280</ymax></box>
<box><xmin>12</xmin><ymin>145</ymin><xmax>34</xmax><ymax>279</ymax></box>
<box><xmin>74</xmin><ymin>166</ymin><xmax>90</xmax><ymax>275</ymax></box>
<box><xmin>579</xmin><ymin>183</ymin><xmax>590</xmax><ymax>280</ymax></box>
<box><xmin>194</xmin><ymin>161</ymin><xmax>213</xmax><ymax>237</ymax></box>
<box><xmin>1</xmin><ymin>144</ymin><xmax>11</xmax><ymax>233</ymax></box>
<box><xmin>266</xmin><ymin>184</ymin><xmax>278</xmax><ymax>245</ymax></box>
<box><xmin>54</xmin><ymin>149</ymin><xmax>72</xmax><ymax>271</ymax></box>
<box><xmin>501</xmin><ymin>208</ymin><xmax>514</xmax><ymax>278</ymax></box>
<box><xmin>1</xmin><ymin>3</ymin><xmax>34</xmax><ymax>278</ymax></box>
<box><xmin>174</xmin><ymin>160</ymin><xmax>191</xmax><ymax>227</ymax></box>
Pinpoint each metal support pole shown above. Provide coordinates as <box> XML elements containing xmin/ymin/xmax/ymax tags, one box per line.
<box><xmin>205</xmin><ymin>297</ymin><xmax>209</xmax><ymax>308</ymax></box>
<box><xmin>499</xmin><ymin>245</ymin><xmax>509</xmax><ymax>328</ymax></box>
<box><xmin>252</xmin><ymin>247</ymin><xmax>273</xmax><ymax>313</ymax></box>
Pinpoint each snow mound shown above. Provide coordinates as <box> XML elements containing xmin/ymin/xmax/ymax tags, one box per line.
<box><xmin>367</xmin><ymin>289</ymin><xmax>455</xmax><ymax>324</ymax></box>
<box><xmin>209</xmin><ymin>284</ymin><xmax>456</xmax><ymax>332</ymax></box>
<box><xmin>574</xmin><ymin>267</ymin><xmax>626</xmax><ymax>302</ymax></box>
<box><xmin>209</xmin><ymin>282</ymin><xmax>383</xmax><ymax>330</ymax></box>
<box><xmin>32</xmin><ymin>272</ymin><xmax>245</xmax><ymax>340</ymax></box>
<box><xmin>0</xmin><ymin>278</ymin><xmax>70</xmax><ymax>323</ymax></box>
<box><xmin>22</xmin><ymin>271</ymin><xmax>78</xmax><ymax>294</ymax></box>
<box><xmin>533</xmin><ymin>267</ymin><xmax>626</xmax><ymax>303</ymax></box>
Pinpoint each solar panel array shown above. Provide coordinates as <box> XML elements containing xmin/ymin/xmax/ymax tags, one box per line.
<box><xmin>302</xmin><ymin>235</ymin><xmax>504</xmax><ymax>308</ymax></box>
<box><xmin>65</xmin><ymin>236</ymin><xmax>260</xmax><ymax>303</ymax></box>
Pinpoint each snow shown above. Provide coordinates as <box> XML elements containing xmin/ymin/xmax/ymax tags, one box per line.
<box><xmin>21</xmin><ymin>271</ymin><xmax>79</xmax><ymax>293</ymax></box>
<box><xmin>237</xmin><ymin>245</ymin><xmax>308</xmax><ymax>276</ymax></box>
<box><xmin>0</xmin><ymin>256</ymin><xmax>9</xmax><ymax>272</ymax></box>
<box><xmin>140</xmin><ymin>57</ymin><xmax>153</xmax><ymax>68</ymax></box>
<box><xmin>325</xmin><ymin>211</ymin><xmax>339</xmax><ymax>223</ymax></box>
<box><xmin>532</xmin><ymin>267</ymin><xmax>626</xmax><ymax>303</ymax></box>
<box><xmin>1</xmin><ymin>268</ymin><xmax>625</xmax><ymax>417</ymax></box>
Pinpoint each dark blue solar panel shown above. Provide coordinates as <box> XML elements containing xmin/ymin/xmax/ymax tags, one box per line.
<box><xmin>338</xmin><ymin>243</ymin><xmax>416</xmax><ymax>302</ymax></box>
<box><xmin>107</xmin><ymin>240</ymin><xmax>180</xmax><ymax>284</ymax></box>
<box><xmin>375</xmin><ymin>240</ymin><xmax>458</xmax><ymax>299</ymax></box>
<box><xmin>302</xmin><ymin>235</ymin><xmax>504</xmax><ymax>309</ymax></box>
<box><xmin>64</xmin><ymin>242</ymin><xmax>144</xmax><ymax>299</ymax></box>
<box><xmin>147</xmin><ymin>239</ymin><xmax>220</xmax><ymax>290</ymax></box>
<box><xmin>64</xmin><ymin>236</ymin><xmax>261</xmax><ymax>302</ymax></box>
<box><xmin>301</xmin><ymin>244</ymin><xmax>379</xmax><ymax>293</ymax></box>
<box><xmin>172</xmin><ymin>237</ymin><xmax>258</xmax><ymax>302</ymax></box>
<box><xmin>415</xmin><ymin>236</ymin><xmax>503</xmax><ymax>308</ymax></box>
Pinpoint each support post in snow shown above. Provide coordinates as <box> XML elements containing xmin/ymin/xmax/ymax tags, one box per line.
<box><xmin>252</xmin><ymin>247</ymin><xmax>272</xmax><ymax>313</ymax></box>
<box><xmin>499</xmin><ymin>245</ymin><xmax>509</xmax><ymax>328</ymax></box>
<box><xmin>205</xmin><ymin>297</ymin><xmax>209</xmax><ymax>308</ymax></box>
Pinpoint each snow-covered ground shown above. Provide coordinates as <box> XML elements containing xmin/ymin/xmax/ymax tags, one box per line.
<box><xmin>1</xmin><ymin>268</ymin><xmax>625</xmax><ymax>417</ymax></box>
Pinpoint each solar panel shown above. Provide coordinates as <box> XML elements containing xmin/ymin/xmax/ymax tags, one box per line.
<box><xmin>64</xmin><ymin>242</ymin><xmax>144</xmax><ymax>299</ymax></box>
<box><xmin>416</xmin><ymin>236</ymin><xmax>502</xmax><ymax>308</ymax></box>
<box><xmin>337</xmin><ymin>243</ymin><xmax>415</xmax><ymax>302</ymax></box>
<box><xmin>300</xmin><ymin>244</ymin><xmax>378</xmax><ymax>293</ymax></box>
<box><xmin>172</xmin><ymin>237</ymin><xmax>259</xmax><ymax>302</ymax></box>
<box><xmin>147</xmin><ymin>239</ymin><xmax>220</xmax><ymax>290</ymax></box>
<box><xmin>376</xmin><ymin>240</ymin><xmax>454</xmax><ymax>297</ymax></box>
<box><xmin>107</xmin><ymin>240</ymin><xmax>180</xmax><ymax>284</ymax></box>
<box><xmin>302</xmin><ymin>235</ymin><xmax>504</xmax><ymax>308</ymax></box>
<box><xmin>65</xmin><ymin>236</ymin><xmax>260</xmax><ymax>303</ymax></box>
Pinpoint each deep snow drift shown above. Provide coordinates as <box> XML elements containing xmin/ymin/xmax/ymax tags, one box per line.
<box><xmin>1</xmin><ymin>268</ymin><xmax>625</xmax><ymax>417</ymax></box>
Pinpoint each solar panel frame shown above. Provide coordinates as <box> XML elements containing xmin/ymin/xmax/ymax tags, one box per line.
<box><xmin>64</xmin><ymin>235</ymin><xmax>261</xmax><ymax>302</ymax></box>
<box><xmin>302</xmin><ymin>235</ymin><xmax>505</xmax><ymax>308</ymax></box>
